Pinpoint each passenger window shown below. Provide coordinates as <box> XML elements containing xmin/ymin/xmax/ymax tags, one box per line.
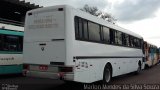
<box><xmin>129</xmin><ymin>36</ymin><xmax>134</xmax><ymax>47</ymax></box>
<box><xmin>74</xmin><ymin>17</ymin><xmax>88</xmax><ymax>40</ymax></box>
<box><xmin>4</xmin><ymin>35</ymin><xmax>19</xmax><ymax>51</ymax></box>
<box><xmin>0</xmin><ymin>35</ymin><xmax>4</xmax><ymax>51</ymax></box>
<box><xmin>115</xmin><ymin>31</ymin><xmax>122</xmax><ymax>45</ymax></box>
<box><xmin>123</xmin><ymin>34</ymin><xmax>130</xmax><ymax>46</ymax></box>
<box><xmin>75</xmin><ymin>16</ymin><xmax>79</xmax><ymax>39</ymax></box>
<box><xmin>74</xmin><ymin>16</ymin><xmax>142</xmax><ymax>49</ymax></box>
<box><xmin>83</xmin><ymin>19</ymin><xmax>88</xmax><ymax>40</ymax></box>
<box><xmin>102</xmin><ymin>27</ymin><xmax>110</xmax><ymax>43</ymax></box>
<box><xmin>18</xmin><ymin>36</ymin><xmax>23</xmax><ymax>51</ymax></box>
<box><xmin>88</xmin><ymin>21</ymin><xmax>100</xmax><ymax>42</ymax></box>
<box><xmin>110</xmin><ymin>29</ymin><xmax>115</xmax><ymax>44</ymax></box>
<box><xmin>78</xmin><ymin>18</ymin><xmax>83</xmax><ymax>39</ymax></box>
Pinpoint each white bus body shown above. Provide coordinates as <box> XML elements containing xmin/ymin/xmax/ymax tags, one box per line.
<box><xmin>24</xmin><ymin>5</ymin><xmax>143</xmax><ymax>83</ymax></box>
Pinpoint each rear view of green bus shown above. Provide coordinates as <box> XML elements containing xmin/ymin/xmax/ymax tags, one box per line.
<box><xmin>0</xmin><ymin>26</ymin><xmax>23</xmax><ymax>75</ymax></box>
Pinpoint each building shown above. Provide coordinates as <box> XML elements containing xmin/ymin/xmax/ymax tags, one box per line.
<box><xmin>0</xmin><ymin>0</ymin><xmax>42</xmax><ymax>26</ymax></box>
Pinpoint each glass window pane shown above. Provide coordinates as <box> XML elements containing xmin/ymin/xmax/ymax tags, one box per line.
<box><xmin>88</xmin><ymin>22</ymin><xmax>100</xmax><ymax>41</ymax></box>
<box><xmin>83</xmin><ymin>19</ymin><xmax>88</xmax><ymax>39</ymax></box>
<box><xmin>78</xmin><ymin>18</ymin><xmax>83</xmax><ymax>38</ymax></box>
<box><xmin>130</xmin><ymin>36</ymin><xmax>134</xmax><ymax>47</ymax></box>
<box><xmin>110</xmin><ymin>29</ymin><xmax>115</xmax><ymax>44</ymax></box>
<box><xmin>0</xmin><ymin>35</ymin><xmax>4</xmax><ymax>51</ymax></box>
<box><xmin>18</xmin><ymin>36</ymin><xmax>23</xmax><ymax>51</ymax></box>
<box><xmin>4</xmin><ymin>35</ymin><xmax>19</xmax><ymax>51</ymax></box>
<box><xmin>103</xmin><ymin>27</ymin><xmax>110</xmax><ymax>43</ymax></box>
<box><xmin>123</xmin><ymin>34</ymin><xmax>130</xmax><ymax>46</ymax></box>
<box><xmin>115</xmin><ymin>31</ymin><xmax>122</xmax><ymax>45</ymax></box>
<box><xmin>75</xmin><ymin>17</ymin><xmax>79</xmax><ymax>39</ymax></box>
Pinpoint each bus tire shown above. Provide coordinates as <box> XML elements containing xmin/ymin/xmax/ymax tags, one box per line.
<box><xmin>134</xmin><ymin>61</ymin><xmax>141</xmax><ymax>75</ymax></box>
<box><xmin>103</xmin><ymin>64</ymin><xmax>112</xmax><ymax>83</ymax></box>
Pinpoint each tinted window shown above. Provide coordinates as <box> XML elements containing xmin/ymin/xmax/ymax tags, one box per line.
<box><xmin>74</xmin><ymin>16</ymin><xmax>142</xmax><ymax>49</ymax></box>
<box><xmin>4</xmin><ymin>35</ymin><xmax>18</xmax><ymax>51</ymax></box>
<box><xmin>0</xmin><ymin>35</ymin><xmax>4</xmax><ymax>50</ymax></box>
<box><xmin>83</xmin><ymin>19</ymin><xmax>88</xmax><ymax>39</ymax></box>
<box><xmin>75</xmin><ymin>17</ymin><xmax>88</xmax><ymax>40</ymax></box>
<box><xmin>102</xmin><ymin>26</ymin><xmax>110</xmax><ymax>43</ymax></box>
<box><xmin>110</xmin><ymin>29</ymin><xmax>115</xmax><ymax>44</ymax></box>
<box><xmin>123</xmin><ymin>34</ymin><xmax>130</xmax><ymax>46</ymax></box>
<box><xmin>129</xmin><ymin>36</ymin><xmax>134</xmax><ymax>47</ymax></box>
<box><xmin>1</xmin><ymin>35</ymin><xmax>23</xmax><ymax>52</ymax></box>
<box><xmin>75</xmin><ymin>17</ymin><xmax>79</xmax><ymax>39</ymax></box>
<box><xmin>88</xmin><ymin>22</ymin><xmax>100</xmax><ymax>41</ymax></box>
<box><xmin>78</xmin><ymin>18</ymin><xmax>83</xmax><ymax>38</ymax></box>
<box><xmin>18</xmin><ymin>36</ymin><xmax>23</xmax><ymax>51</ymax></box>
<box><xmin>115</xmin><ymin>31</ymin><xmax>122</xmax><ymax>45</ymax></box>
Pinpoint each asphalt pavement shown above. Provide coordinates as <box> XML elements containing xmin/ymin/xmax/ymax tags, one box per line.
<box><xmin>0</xmin><ymin>64</ymin><xmax>160</xmax><ymax>90</ymax></box>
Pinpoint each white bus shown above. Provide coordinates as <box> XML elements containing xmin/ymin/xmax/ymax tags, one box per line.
<box><xmin>23</xmin><ymin>5</ymin><xmax>143</xmax><ymax>83</ymax></box>
<box><xmin>0</xmin><ymin>23</ymin><xmax>23</xmax><ymax>75</ymax></box>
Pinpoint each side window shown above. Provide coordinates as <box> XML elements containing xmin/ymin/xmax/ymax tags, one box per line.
<box><xmin>102</xmin><ymin>26</ymin><xmax>110</xmax><ymax>43</ymax></box>
<box><xmin>133</xmin><ymin>37</ymin><xmax>140</xmax><ymax>48</ymax></box>
<box><xmin>78</xmin><ymin>18</ymin><xmax>83</xmax><ymax>39</ymax></box>
<box><xmin>74</xmin><ymin>16</ymin><xmax>89</xmax><ymax>40</ymax></box>
<box><xmin>129</xmin><ymin>36</ymin><xmax>134</xmax><ymax>47</ymax></box>
<box><xmin>18</xmin><ymin>36</ymin><xmax>23</xmax><ymax>52</ymax></box>
<box><xmin>129</xmin><ymin>36</ymin><xmax>141</xmax><ymax>48</ymax></box>
<box><xmin>123</xmin><ymin>34</ymin><xmax>130</xmax><ymax>46</ymax></box>
<box><xmin>115</xmin><ymin>31</ymin><xmax>122</xmax><ymax>45</ymax></box>
<box><xmin>137</xmin><ymin>39</ymin><xmax>141</xmax><ymax>48</ymax></box>
<box><xmin>4</xmin><ymin>35</ymin><xmax>19</xmax><ymax>51</ymax></box>
<box><xmin>88</xmin><ymin>21</ymin><xmax>100</xmax><ymax>42</ymax></box>
<box><xmin>0</xmin><ymin>34</ymin><xmax>4</xmax><ymax>51</ymax></box>
<box><xmin>83</xmin><ymin>19</ymin><xmax>89</xmax><ymax>40</ymax></box>
<box><xmin>110</xmin><ymin>29</ymin><xmax>115</xmax><ymax>44</ymax></box>
<box><xmin>133</xmin><ymin>38</ymin><xmax>137</xmax><ymax>47</ymax></box>
<box><xmin>0</xmin><ymin>34</ymin><xmax>23</xmax><ymax>52</ymax></box>
<box><xmin>75</xmin><ymin>16</ymin><xmax>79</xmax><ymax>39</ymax></box>
<box><xmin>74</xmin><ymin>16</ymin><xmax>142</xmax><ymax>49</ymax></box>
<box><xmin>135</xmin><ymin>38</ymin><xmax>139</xmax><ymax>48</ymax></box>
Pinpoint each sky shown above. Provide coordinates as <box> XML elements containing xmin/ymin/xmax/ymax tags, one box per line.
<box><xmin>26</xmin><ymin>0</ymin><xmax>160</xmax><ymax>47</ymax></box>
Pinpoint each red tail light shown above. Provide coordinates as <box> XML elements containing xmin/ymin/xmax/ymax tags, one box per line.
<box><xmin>23</xmin><ymin>64</ymin><xmax>30</xmax><ymax>70</ymax></box>
<box><xmin>39</xmin><ymin>65</ymin><xmax>48</xmax><ymax>70</ymax></box>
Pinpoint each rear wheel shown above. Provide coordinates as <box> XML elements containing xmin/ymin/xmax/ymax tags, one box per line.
<box><xmin>103</xmin><ymin>65</ymin><xmax>112</xmax><ymax>83</ymax></box>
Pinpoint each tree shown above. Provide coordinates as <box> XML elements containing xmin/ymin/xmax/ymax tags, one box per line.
<box><xmin>80</xmin><ymin>4</ymin><xmax>116</xmax><ymax>24</ymax></box>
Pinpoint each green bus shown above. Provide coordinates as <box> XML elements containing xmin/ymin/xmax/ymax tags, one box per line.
<box><xmin>0</xmin><ymin>25</ymin><xmax>23</xmax><ymax>75</ymax></box>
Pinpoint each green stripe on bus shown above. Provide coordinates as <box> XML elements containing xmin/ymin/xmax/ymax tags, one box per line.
<box><xmin>0</xmin><ymin>29</ymin><xmax>23</xmax><ymax>36</ymax></box>
<box><xmin>0</xmin><ymin>64</ymin><xmax>23</xmax><ymax>74</ymax></box>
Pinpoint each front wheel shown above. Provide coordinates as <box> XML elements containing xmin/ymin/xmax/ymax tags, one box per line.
<box><xmin>103</xmin><ymin>65</ymin><xmax>112</xmax><ymax>83</ymax></box>
<box><xmin>134</xmin><ymin>61</ymin><xmax>141</xmax><ymax>75</ymax></box>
